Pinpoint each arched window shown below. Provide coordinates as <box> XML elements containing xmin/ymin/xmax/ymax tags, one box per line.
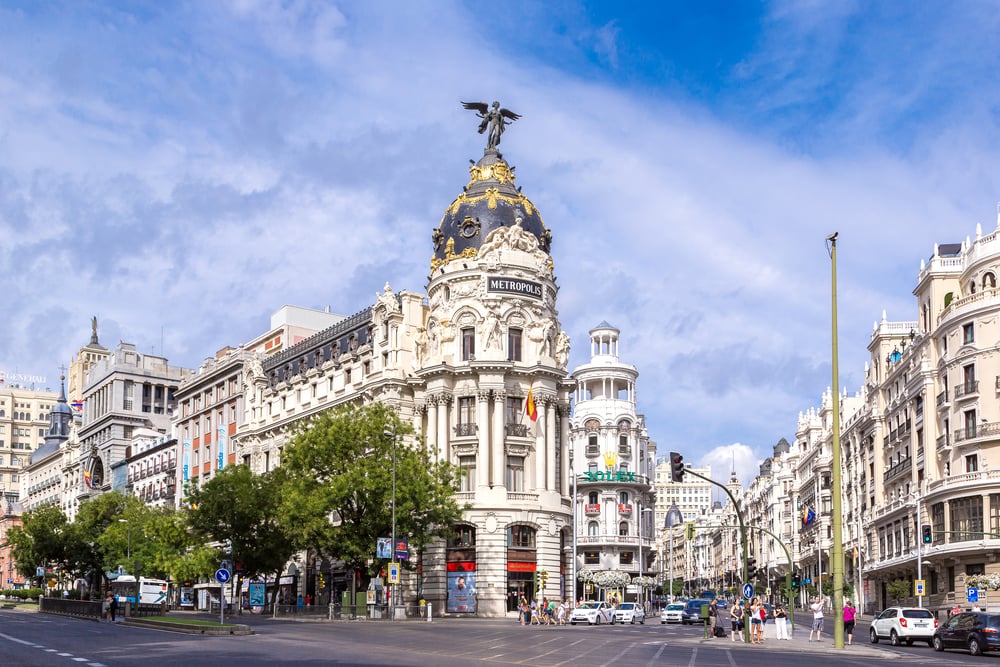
<box><xmin>507</xmin><ymin>525</ymin><xmax>536</xmax><ymax>548</ymax></box>
<box><xmin>985</xmin><ymin>273</ymin><xmax>997</xmax><ymax>289</ymax></box>
<box><xmin>449</xmin><ymin>524</ymin><xmax>476</xmax><ymax>548</ymax></box>
<box><xmin>588</xmin><ymin>491</ymin><xmax>599</xmax><ymax>505</ymax></box>
<box><xmin>618</xmin><ymin>522</ymin><xmax>629</xmax><ymax>536</ymax></box>
<box><xmin>588</xmin><ymin>522</ymin><xmax>599</xmax><ymax>536</ymax></box>
<box><xmin>619</xmin><ymin>491</ymin><xmax>629</xmax><ymax>505</ymax></box>
<box><xmin>970</xmin><ymin>281</ymin><xmax>977</xmax><ymax>294</ymax></box>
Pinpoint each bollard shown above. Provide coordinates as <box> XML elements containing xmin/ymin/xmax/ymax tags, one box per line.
<box><xmin>426</xmin><ymin>603</ymin><xmax>433</xmax><ymax>622</ymax></box>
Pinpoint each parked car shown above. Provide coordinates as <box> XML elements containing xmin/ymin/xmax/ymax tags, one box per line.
<box><xmin>870</xmin><ymin>606</ymin><xmax>938</xmax><ymax>646</ymax></box>
<box><xmin>569</xmin><ymin>601</ymin><xmax>615</xmax><ymax>625</ymax></box>
<box><xmin>933</xmin><ymin>611</ymin><xmax>1000</xmax><ymax>655</ymax></box>
<box><xmin>681</xmin><ymin>599</ymin><xmax>711</xmax><ymax>625</ymax></box>
<box><xmin>661</xmin><ymin>603</ymin><xmax>685</xmax><ymax>624</ymax></box>
<box><xmin>614</xmin><ymin>602</ymin><xmax>646</xmax><ymax>625</ymax></box>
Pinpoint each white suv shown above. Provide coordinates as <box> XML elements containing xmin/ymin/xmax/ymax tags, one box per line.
<box><xmin>870</xmin><ymin>606</ymin><xmax>938</xmax><ymax>646</ymax></box>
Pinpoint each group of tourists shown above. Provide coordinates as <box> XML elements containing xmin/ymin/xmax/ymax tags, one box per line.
<box><xmin>725</xmin><ymin>598</ymin><xmax>786</xmax><ymax>643</ymax></box>
<box><xmin>518</xmin><ymin>596</ymin><xmax>569</xmax><ymax>625</ymax></box>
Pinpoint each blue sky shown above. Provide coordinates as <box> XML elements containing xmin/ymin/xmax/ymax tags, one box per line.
<box><xmin>2</xmin><ymin>1</ymin><xmax>999</xmax><ymax>490</ymax></box>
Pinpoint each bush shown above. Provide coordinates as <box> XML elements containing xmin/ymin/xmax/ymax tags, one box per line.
<box><xmin>0</xmin><ymin>587</ymin><xmax>43</xmax><ymax>601</ymax></box>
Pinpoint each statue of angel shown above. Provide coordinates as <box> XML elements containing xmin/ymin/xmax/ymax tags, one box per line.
<box><xmin>461</xmin><ymin>101</ymin><xmax>521</xmax><ymax>149</ymax></box>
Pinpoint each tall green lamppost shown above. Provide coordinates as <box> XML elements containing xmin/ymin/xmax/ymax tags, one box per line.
<box><xmin>827</xmin><ymin>232</ymin><xmax>845</xmax><ymax>649</ymax></box>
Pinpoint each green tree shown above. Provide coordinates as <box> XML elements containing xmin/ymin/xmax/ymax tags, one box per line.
<box><xmin>278</xmin><ymin>403</ymin><xmax>466</xmax><ymax>583</ymax></box>
<box><xmin>187</xmin><ymin>465</ymin><xmax>295</xmax><ymax>602</ymax></box>
<box><xmin>886</xmin><ymin>578</ymin><xmax>911</xmax><ymax>604</ymax></box>
<box><xmin>144</xmin><ymin>507</ymin><xmax>218</xmax><ymax>584</ymax></box>
<box><xmin>7</xmin><ymin>504</ymin><xmax>71</xmax><ymax>579</ymax></box>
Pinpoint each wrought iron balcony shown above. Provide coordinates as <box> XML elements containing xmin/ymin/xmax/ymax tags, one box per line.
<box><xmin>453</xmin><ymin>423</ymin><xmax>478</xmax><ymax>437</ymax></box>
<box><xmin>618</xmin><ymin>503</ymin><xmax>633</xmax><ymax>515</ymax></box>
<box><xmin>584</xmin><ymin>503</ymin><xmax>601</xmax><ymax>515</ymax></box>
<box><xmin>954</xmin><ymin>380</ymin><xmax>979</xmax><ymax>400</ymax></box>
<box><xmin>505</xmin><ymin>423</ymin><xmax>528</xmax><ymax>437</ymax></box>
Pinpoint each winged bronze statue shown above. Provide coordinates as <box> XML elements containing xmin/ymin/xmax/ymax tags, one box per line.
<box><xmin>461</xmin><ymin>101</ymin><xmax>521</xmax><ymax>149</ymax></box>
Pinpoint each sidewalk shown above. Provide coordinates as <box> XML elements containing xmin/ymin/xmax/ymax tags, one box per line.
<box><xmin>684</xmin><ymin>619</ymin><xmax>900</xmax><ymax>659</ymax></box>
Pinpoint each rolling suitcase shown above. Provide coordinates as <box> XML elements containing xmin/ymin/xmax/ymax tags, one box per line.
<box><xmin>714</xmin><ymin>625</ymin><xmax>726</xmax><ymax>638</ymax></box>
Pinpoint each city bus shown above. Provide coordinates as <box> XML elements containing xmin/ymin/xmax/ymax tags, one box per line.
<box><xmin>110</xmin><ymin>576</ymin><xmax>170</xmax><ymax>605</ymax></box>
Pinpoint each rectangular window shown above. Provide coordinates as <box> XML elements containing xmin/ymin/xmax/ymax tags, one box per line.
<box><xmin>506</xmin><ymin>456</ymin><xmax>524</xmax><ymax>492</ymax></box>
<box><xmin>506</xmin><ymin>396</ymin><xmax>522</xmax><ymax>422</ymax></box>
<box><xmin>991</xmin><ymin>494</ymin><xmax>1000</xmax><ymax>538</ymax></box>
<box><xmin>966</xmin><ymin>454</ymin><xmax>979</xmax><ymax>473</ymax></box>
<box><xmin>950</xmin><ymin>495</ymin><xmax>984</xmax><ymax>541</ymax></box>
<box><xmin>584</xmin><ymin>551</ymin><xmax>600</xmax><ymax>565</ymax></box>
<box><xmin>458</xmin><ymin>396</ymin><xmax>475</xmax><ymax>425</ymax></box>
<box><xmin>459</xmin><ymin>456</ymin><xmax>476</xmax><ymax>492</ymax></box>
<box><xmin>619</xmin><ymin>551</ymin><xmax>634</xmax><ymax>565</ymax></box>
<box><xmin>461</xmin><ymin>327</ymin><xmax>475</xmax><ymax>361</ymax></box>
<box><xmin>507</xmin><ymin>328</ymin><xmax>522</xmax><ymax>362</ymax></box>
<box><xmin>932</xmin><ymin>502</ymin><xmax>945</xmax><ymax>546</ymax></box>
<box><xmin>964</xmin><ymin>323</ymin><xmax>975</xmax><ymax>344</ymax></box>
<box><xmin>963</xmin><ymin>364</ymin><xmax>977</xmax><ymax>394</ymax></box>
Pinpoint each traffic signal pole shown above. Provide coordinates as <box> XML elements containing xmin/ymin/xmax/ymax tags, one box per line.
<box><xmin>682</xmin><ymin>467</ymin><xmax>751</xmax><ymax>643</ymax></box>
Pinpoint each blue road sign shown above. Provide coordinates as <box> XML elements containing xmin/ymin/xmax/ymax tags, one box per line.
<box><xmin>742</xmin><ymin>583</ymin><xmax>754</xmax><ymax>600</ymax></box>
<box><xmin>968</xmin><ymin>587</ymin><xmax>979</xmax><ymax>603</ymax></box>
<box><xmin>215</xmin><ymin>568</ymin><xmax>232</xmax><ymax>584</ymax></box>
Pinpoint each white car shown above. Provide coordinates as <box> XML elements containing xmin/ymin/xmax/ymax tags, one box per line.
<box><xmin>614</xmin><ymin>602</ymin><xmax>645</xmax><ymax>625</ymax></box>
<box><xmin>570</xmin><ymin>601</ymin><xmax>615</xmax><ymax>625</ymax></box>
<box><xmin>870</xmin><ymin>606</ymin><xmax>938</xmax><ymax>646</ymax></box>
<box><xmin>661</xmin><ymin>603</ymin><xmax>685</xmax><ymax>624</ymax></box>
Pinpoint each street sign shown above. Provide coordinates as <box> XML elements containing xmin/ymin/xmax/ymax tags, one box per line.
<box><xmin>742</xmin><ymin>583</ymin><xmax>754</xmax><ymax>600</ymax></box>
<box><xmin>915</xmin><ymin>579</ymin><xmax>926</xmax><ymax>597</ymax></box>
<box><xmin>968</xmin><ymin>587</ymin><xmax>980</xmax><ymax>603</ymax></box>
<box><xmin>388</xmin><ymin>561</ymin><xmax>400</xmax><ymax>584</ymax></box>
<box><xmin>215</xmin><ymin>568</ymin><xmax>231</xmax><ymax>584</ymax></box>
<box><xmin>765</xmin><ymin>587</ymin><xmax>772</xmax><ymax>596</ymax></box>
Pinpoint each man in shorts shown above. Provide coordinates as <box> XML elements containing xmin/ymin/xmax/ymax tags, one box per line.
<box><xmin>809</xmin><ymin>596</ymin><xmax>825</xmax><ymax>641</ymax></box>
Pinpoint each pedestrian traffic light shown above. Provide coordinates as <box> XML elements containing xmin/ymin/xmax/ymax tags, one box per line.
<box><xmin>685</xmin><ymin>522</ymin><xmax>695</xmax><ymax>540</ymax></box>
<box><xmin>669</xmin><ymin>451</ymin><xmax>685</xmax><ymax>483</ymax></box>
<box><xmin>922</xmin><ymin>524</ymin><xmax>932</xmax><ymax>544</ymax></box>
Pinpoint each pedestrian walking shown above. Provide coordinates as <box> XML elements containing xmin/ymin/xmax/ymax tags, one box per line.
<box><xmin>843</xmin><ymin>600</ymin><xmax>856</xmax><ymax>645</ymax></box>
<box><xmin>809</xmin><ymin>595</ymin><xmax>825</xmax><ymax>642</ymax></box>
<box><xmin>101</xmin><ymin>593</ymin><xmax>111</xmax><ymax>623</ymax></box>
<box><xmin>774</xmin><ymin>603</ymin><xmax>789</xmax><ymax>640</ymax></box>
<box><xmin>730</xmin><ymin>601</ymin><xmax>744</xmax><ymax>642</ymax></box>
<box><xmin>109</xmin><ymin>594</ymin><xmax>119</xmax><ymax>623</ymax></box>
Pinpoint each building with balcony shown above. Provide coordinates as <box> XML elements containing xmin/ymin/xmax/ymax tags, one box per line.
<box><xmin>234</xmin><ymin>137</ymin><xmax>574</xmax><ymax>617</ymax></box>
<box><xmin>0</xmin><ymin>380</ymin><xmax>58</xmax><ymax>500</ymax></box>
<box><xmin>568</xmin><ymin>322</ymin><xmax>656</xmax><ymax>602</ymax></box>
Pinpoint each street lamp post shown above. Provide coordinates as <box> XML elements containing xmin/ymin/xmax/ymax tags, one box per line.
<box><xmin>664</xmin><ymin>504</ymin><xmax>684</xmax><ymax>603</ymax></box>
<box><xmin>384</xmin><ymin>427</ymin><xmax>398</xmax><ymax>620</ymax></box>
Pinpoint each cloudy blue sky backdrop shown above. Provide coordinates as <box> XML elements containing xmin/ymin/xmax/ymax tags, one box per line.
<box><xmin>2</xmin><ymin>1</ymin><xmax>999</xmax><ymax>489</ymax></box>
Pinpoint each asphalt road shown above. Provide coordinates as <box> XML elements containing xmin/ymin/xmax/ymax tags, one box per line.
<box><xmin>0</xmin><ymin>608</ymin><xmax>993</xmax><ymax>667</ymax></box>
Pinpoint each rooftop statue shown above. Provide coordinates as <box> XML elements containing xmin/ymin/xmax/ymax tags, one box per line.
<box><xmin>461</xmin><ymin>100</ymin><xmax>521</xmax><ymax>149</ymax></box>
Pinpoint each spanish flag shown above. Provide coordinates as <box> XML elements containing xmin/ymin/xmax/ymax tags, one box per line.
<box><xmin>525</xmin><ymin>388</ymin><xmax>538</xmax><ymax>422</ymax></box>
<box><xmin>83</xmin><ymin>468</ymin><xmax>92</xmax><ymax>488</ymax></box>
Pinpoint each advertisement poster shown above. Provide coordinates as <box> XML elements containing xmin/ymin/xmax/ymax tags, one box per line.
<box><xmin>447</xmin><ymin>571</ymin><xmax>476</xmax><ymax>613</ymax></box>
<box><xmin>248</xmin><ymin>583</ymin><xmax>265</xmax><ymax>607</ymax></box>
<box><xmin>180</xmin><ymin>587</ymin><xmax>194</xmax><ymax>608</ymax></box>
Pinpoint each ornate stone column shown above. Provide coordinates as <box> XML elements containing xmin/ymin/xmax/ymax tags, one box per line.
<box><xmin>477</xmin><ymin>390</ymin><xmax>491</xmax><ymax>489</ymax></box>
<box><xmin>427</xmin><ymin>395</ymin><xmax>439</xmax><ymax>461</ymax></box>
<box><xmin>437</xmin><ymin>394</ymin><xmax>451</xmax><ymax>463</ymax></box>
<box><xmin>491</xmin><ymin>390</ymin><xmax>506</xmax><ymax>489</ymax></box>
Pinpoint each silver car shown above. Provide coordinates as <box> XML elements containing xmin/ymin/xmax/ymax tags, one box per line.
<box><xmin>870</xmin><ymin>606</ymin><xmax>938</xmax><ymax>646</ymax></box>
<box><xmin>660</xmin><ymin>603</ymin><xmax>684</xmax><ymax>624</ymax></box>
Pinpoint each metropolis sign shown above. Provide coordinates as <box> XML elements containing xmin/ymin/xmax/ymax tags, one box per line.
<box><xmin>487</xmin><ymin>277</ymin><xmax>542</xmax><ymax>299</ymax></box>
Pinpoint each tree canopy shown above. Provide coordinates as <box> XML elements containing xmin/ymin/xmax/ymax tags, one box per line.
<box><xmin>278</xmin><ymin>403</ymin><xmax>466</xmax><ymax>576</ymax></box>
<box><xmin>187</xmin><ymin>465</ymin><xmax>295</xmax><ymax>583</ymax></box>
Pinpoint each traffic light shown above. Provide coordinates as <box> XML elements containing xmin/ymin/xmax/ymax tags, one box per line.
<box><xmin>791</xmin><ymin>573</ymin><xmax>800</xmax><ymax>588</ymax></box>
<box><xmin>685</xmin><ymin>522</ymin><xmax>695</xmax><ymax>540</ymax></box>
<box><xmin>669</xmin><ymin>451</ymin><xmax>685</xmax><ymax>482</ymax></box>
<box><xmin>922</xmin><ymin>524</ymin><xmax>932</xmax><ymax>544</ymax></box>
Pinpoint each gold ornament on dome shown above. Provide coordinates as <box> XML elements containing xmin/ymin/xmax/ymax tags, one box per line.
<box><xmin>467</xmin><ymin>161</ymin><xmax>516</xmax><ymax>187</ymax></box>
<box><xmin>429</xmin><ymin>236</ymin><xmax>479</xmax><ymax>272</ymax></box>
<box><xmin>445</xmin><ymin>188</ymin><xmax>539</xmax><ymax>216</ymax></box>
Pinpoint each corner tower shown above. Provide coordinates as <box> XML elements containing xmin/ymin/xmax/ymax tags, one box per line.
<box><xmin>414</xmin><ymin>109</ymin><xmax>574</xmax><ymax>616</ymax></box>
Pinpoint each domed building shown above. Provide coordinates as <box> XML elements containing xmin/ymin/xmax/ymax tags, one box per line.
<box><xmin>236</xmin><ymin>124</ymin><xmax>575</xmax><ymax>617</ymax></box>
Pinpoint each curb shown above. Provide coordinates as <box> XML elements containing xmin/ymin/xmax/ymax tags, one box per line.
<box><xmin>122</xmin><ymin>618</ymin><xmax>254</xmax><ymax>635</ymax></box>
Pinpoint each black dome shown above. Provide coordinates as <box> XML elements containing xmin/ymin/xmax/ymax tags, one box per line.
<box><xmin>431</xmin><ymin>149</ymin><xmax>550</xmax><ymax>271</ymax></box>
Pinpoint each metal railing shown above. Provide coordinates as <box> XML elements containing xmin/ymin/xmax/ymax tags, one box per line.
<box><xmin>953</xmin><ymin>380</ymin><xmax>979</xmax><ymax>399</ymax></box>
<box><xmin>453</xmin><ymin>423</ymin><xmax>477</xmax><ymax>437</ymax></box>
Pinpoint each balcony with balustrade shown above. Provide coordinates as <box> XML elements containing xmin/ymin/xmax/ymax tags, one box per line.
<box><xmin>954</xmin><ymin>380</ymin><xmax>980</xmax><ymax>401</ymax></box>
<box><xmin>883</xmin><ymin>457</ymin><xmax>912</xmax><ymax>483</ymax></box>
<box><xmin>954</xmin><ymin>420</ymin><xmax>1000</xmax><ymax>446</ymax></box>
<box><xmin>618</xmin><ymin>503</ymin><xmax>633</xmax><ymax>516</ymax></box>
<box><xmin>584</xmin><ymin>503</ymin><xmax>601</xmax><ymax>516</ymax></box>
<box><xmin>453</xmin><ymin>423</ymin><xmax>478</xmax><ymax>437</ymax></box>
